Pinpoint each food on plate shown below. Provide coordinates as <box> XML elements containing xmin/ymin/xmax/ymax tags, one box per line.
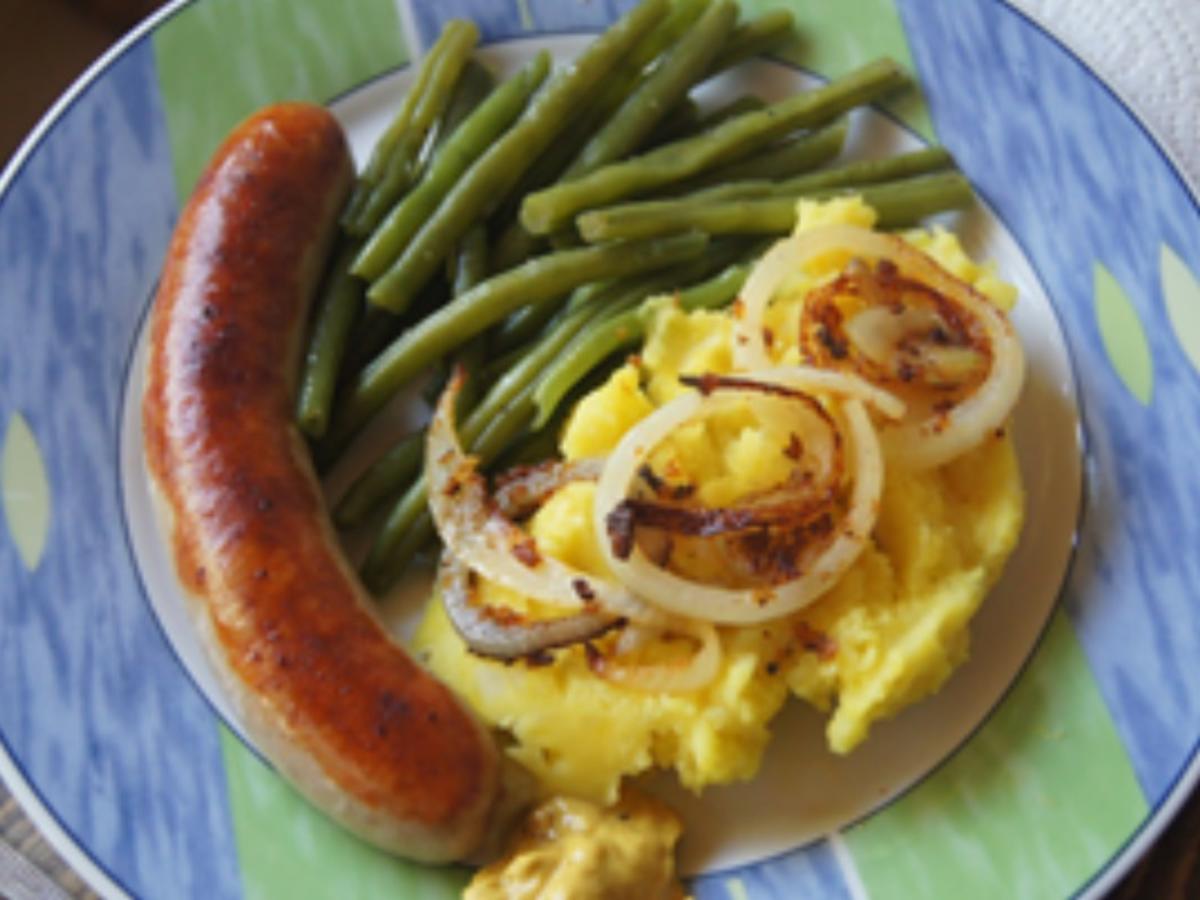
<box><xmin>143</xmin><ymin>0</ymin><xmax>1026</xmax><ymax>872</ymax></box>
<box><xmin>413</xmin><ymin>197</ymin><xmax>1026</xmax><ymax>803</ymax></box>
<box><xmin>141</xmin><ymin>102</ymin><xmax>527</xmax><ymax>863</ymax></box>
<box><xmin>464</xmin><ymin>789</ymin><xmax>688</xmax><ymax>899</ymax></box>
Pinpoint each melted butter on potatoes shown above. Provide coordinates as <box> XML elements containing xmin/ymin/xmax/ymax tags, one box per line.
<box><xmin>412</xmin><ymin>197</ymin><xmax>1025</xmax><ymax>804</ymax></box>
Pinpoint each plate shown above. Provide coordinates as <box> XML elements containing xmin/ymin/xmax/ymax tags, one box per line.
<box><xmin>1</xmin><ymin>1</ymin><xmax>1198</xmax><ymax>898</ymax></box>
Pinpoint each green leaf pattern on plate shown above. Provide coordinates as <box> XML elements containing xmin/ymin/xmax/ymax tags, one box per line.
<box><xmin>219</xmin><ymin>727</ymin><xmax>470</xmax><ymax>899</ymax></box>
<box><xmin>153</xmin><ymin>0</ymin><xmax>410</xmax><ymax>198</ymax></box>
<box><xmin>845</xmin><ymin>610</ymin><xmax>1148</xmax><ymax>900</ymax></box>
<box><xmin>732</xmin><ymin>0</ymin><xmax>933</xmax><ymax>141</ymax></box>
<box><xmin>1161</xmin><ymin>243</ymin><xmax>1200</xmax><ymax>378</ymax></box>
<box><xmin>2</xmin><ymin>412</ymin><xmax>51</xmax><ymax>573</ymax></box>
<box><xmin>1094</xmin><ymin>262</ymin><xmax>1154</xmax><ymax>405</ymax></box>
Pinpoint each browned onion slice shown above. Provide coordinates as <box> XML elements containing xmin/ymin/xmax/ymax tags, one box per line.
<box><xmin>492</xmin><ymin>457</ymin><xmax>605</xmax><ymax>520</ymax></box>
<box><xmin>425</xmin><ymin>370</ymin><xmax>664</xmax><ymax>626</ymax></box>
<box><xmin>593</xmin><ymin>367</ymin><xmax>893</xmax><ymax>624</ymax></box>
<box><xmin>606</xmin><ymin>374</ymin><xmax>844</xmax><ymax>546</ymax></box>
<box><xmin>437</xmin><ymin>552</ymin><xmax>621</xmax><ymax>660</ymax></box>
<box><xmin>734</xmin><ymin>224</ymin><xmax>1023</xmax><ymax>469</ymax></box>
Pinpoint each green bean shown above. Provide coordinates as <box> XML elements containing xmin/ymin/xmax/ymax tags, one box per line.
<box><xmin>771</xmin><ymin>145</ymin><xmax>954</xmax><ymax>197</ymax></box>
<box><xmin>450</xmin><ymin>223</ymin><xmax>490</xmax><ymax>296</ymax></box>
<box><xmin>362</xmin><ymin>481</ymin><xmax>433</xmax><ymax>592</ymax></box>
<box><xmin>341</xmin><ymin>274</ymin><xmax>449</xmax><ymax>378</ymax></box>
<box><xmin>352</xmin><ymin>55</ymin><xmax>548</xmax><ymax>282</ymax></box>
<box><xmin>339</xmin><ymin>321</ymin><xmax>485</xmax><ymax>527</ymax></box>
<box><xmin>580</xmin><ymin>148</ymin><xmax>956</xmax><ymax>241</ymax></box>
<box><xmin>470</xmin><ymin>382</ymin><xmax>539</xmax><ymax>460</ymax></box>
<box><xmin>362</xmin><ymin>381</ymin><xmax>538</xmax><ymax>592</ymax></box>
<box><xmin>428</xmin><ymin>59</ymin><xmax>496</xmax><ymax>161</ymax></box>
<box><xmin>367</xmin><ymin>0</ymin><xmax>670</xmax><ymax>313</ymax></box>
<box><xmin>325</xmin><ymin>231</ymin><xmax>708</xmax><ymax>452</ymax></box>
<box><xmin>579</xmin><ymin>171</ymin><xmax>974</xmax><ymax>242</ymax></box>
<box><xmin>347</xmin><ymin>20</ymin><xmax>481</xmax><ymax>236</ymax></box>
<box><xmin>492</xmin><ymin>271</ymin><xmax>632</xmax><ymax>351</ymax></box>
<box><xmin>498</xmin><ymin>410</ymin><xmax>566</xmax><ymax>468</ymax></box>
<box><xmin>520</xmin><ymin>57</ymin><xmax>908</xmax><ymax>235</ymax></box>
<box><xmin>334</xmin><ymin>432</ymin><xmax>422</xmax><ymax>527</ymax></box>
<box><xmin>498</xmin><ymin>248</ymin><xmax>742</xmax><ymax>428</ymax></box>
<box><xmin>295</xmin><ymin>240</ymin><xmax>365</xmax><ymax>439</ymax></box>
<box><xmin>488</xmin><ymin>219</ymin><xmax>544</xmax><ymax>274</ymax></box>
<box><xmin>669</xmin><ymin>119</ymin><xmax>848</xmax><ymax>193</ymax></box>
<box><xmin>479</xmin><ymin>339</ymin><xmax>533</xmax><ymax>385</ymax></box>
<box><xmin>581</xmin><ymin>0</ymin><xmax>709</xmax><ymax>135</ymax></box>
<box><xmin>532</xmin><ymin>249</ymin><xmax>757</xmax><ymax>426</ymax></box>
<box><xmin>562</xmin><ymin>1</ymin><xmax>739</xmax><ymax>179</ymax></box>
<box><xmin>643</xmin><ymin>96</ymin><xmax>768</xmax><ymax>152</ymax></box>
<box><xmin>466</xmin><ymin>301</ymin><xmax>600</xmax><ymax>444</ymax></box>
<box><xmin>486</xmin><ymin>1</ymin><xmax>709</xmax><ymax>275</ymax></box>
<box><xmin>707</xmin><ymin>9</ymin><xmax>796</xmax><ymax>73</ymax></box>
<box><xmin>496</xmin><ymin>255</ymin><xmax>692</xmax><ymax>351</ymax></box>
<box><xmin>360</xmin><ymin>297</ymin><xmax>597</xmax><ymax>591</ymax></box>
<box><xmin>696</xmin><ymin>95</ymin><xmax>768</xmax><ymax>129</ymax></box>
<box><xmin>639</xmin><ymin>97</ymin><xmax>699</xmax><ymax>146</ymax></box>
<box><xmin>491</xmin><ymin>292</ymin><xmax>567</xmax><ymax>352</ymax></box>
<box><xmin>343</xmin><ymin>49</ymin><xmax>437</xmax><ymax>227</ymax></box>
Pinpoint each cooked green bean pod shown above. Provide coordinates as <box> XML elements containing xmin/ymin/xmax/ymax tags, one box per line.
<box><xmin>581</xmin><ymin>148</ymin><xmax>957</xmax><ymax>240</ymax></box>
<box><xmin>450</xmin><ymin>223</ymin><xmax>490</xmax><ymax>296</ymax></box>
<box><xmin>707</xmin><ymin>9</ymin><xmax>796</xmax><ymax>73</ymax></box>
<box><xmin>334</xmin><ymin>432</ymin><xmax>423</xmax><ymax>527</ymax></box>
<box><xmin>715</xmin><ymin>145</ymin><xmax>950</xmax><ymax>201</ymax></box>
<box><xmin>694</xmin><ymin>95</ymin><xmax>768</xmax><ymax>130</ymax></box>
<box><xmin>360</xmin><ymin>296</ymin><xmax>600</xmax><ymax>589</ymax></box>
<box><xmin>343</xmin><ymin>44</ymin><xmax>438</xmax><ymax>227</ymax></box>
<box><xmin>348</xmin><ymin>21</ymin><xmax>481</xmax><ymax>236</ymax></box>
<box><xmin>295</xmin><ymin>240</ymin><xmax>365</xmax><ymax>439</ymax></box>
<box><xmin>361</xmin><ymin>376</ymin><xmax>538</xmax><ymax>592</ymax></box>
<box><xmin>367</xmin><ymin>0</ymin><xmax>670</xmax><ymax>312</ymax></box>
<box><xmin>668</xmin><ymin>118</ymin><xmax>848</xmax><ymax>193</ymax></box>
<box><xmin>352</xmin><ymin>55</ymin><xmax>548</xmax><ymax>282</ymax></box>
<box><xmin>639</xmin><ymin>97</ymin><xmax>702</xmax><ymax>149</ymax></box>
<box><xmin>429</xmin><ymin>58</ymin><xmax>496</xmax><ymax>158</ymax></box>
<box><xmin>520</xmin><ymin>57</ymin><xmax>908</xmax><ymax>234</ymax></box>
<box><xmin>532</xmin><ymin>249</ymin><xmax>759</xmax><ymax>426</ymax></box>
<box><xmin>496</xmin><ymin>251</ymin><xmax>708</xmax><ymax>351</ymax></box>
<box><xmin>326</xmin><ymin>231</ymin><xmax>708</xmax><ymax>452</ymax></box>
<box><xmin>486</xmin><ymin>0</ymin><xmax>711</xmax><ymax>274</ymax></box>
<box><xmin>562</xmin><ymin>0</ymin><xmax>739</xmax><ymax>179</ymax></box>
<box><xmin>579</xmin><ymin>171</ymin><xmax>973</xmax><ymax>242</ymax></box>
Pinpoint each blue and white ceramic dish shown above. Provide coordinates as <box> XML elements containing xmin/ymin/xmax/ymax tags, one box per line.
<box><xmin>2</xmin><ymin>2</ymin><xmax>1198</xmax><ymax>898</ymax></box>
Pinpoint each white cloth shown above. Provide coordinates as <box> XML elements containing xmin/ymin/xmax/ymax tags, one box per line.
<box><xmin>1011</xmin><ymin>0</ymin><xmax>1200</xmax><ymax>191</ymax></box>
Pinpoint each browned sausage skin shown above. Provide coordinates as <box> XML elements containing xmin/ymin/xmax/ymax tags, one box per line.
<box><xmin>143</xmin><ymin>102</ymin><xmax>504</xmax><ymax>862</ymax></box>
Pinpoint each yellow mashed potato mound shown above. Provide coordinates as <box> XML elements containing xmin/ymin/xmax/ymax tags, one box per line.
<box><xmin>413</xmin><ymin>197</ymin><xmax>1025</xmax><ymax>804</ymax></box>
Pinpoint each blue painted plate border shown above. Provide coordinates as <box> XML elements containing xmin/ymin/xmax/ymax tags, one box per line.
<box><xmin>0</xmin><ymin>2</ymin><xmax>1197</xmax><ymax>898</ymax></box>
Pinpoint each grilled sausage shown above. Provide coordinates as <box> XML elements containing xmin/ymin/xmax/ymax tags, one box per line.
<box><xmin>143</xmin><ymin>102</ymin><xmax>510</xmax><ymax>863</ymax></box>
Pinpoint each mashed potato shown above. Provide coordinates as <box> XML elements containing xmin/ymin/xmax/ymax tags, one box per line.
<box><xmin>413</xmin><ymin>197</ymin><xmax>1024</xmax><ymax>804</ymax></box>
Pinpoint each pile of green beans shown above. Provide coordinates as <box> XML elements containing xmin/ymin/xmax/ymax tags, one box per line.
<box><xmin>291</xmin><ymin>0</ymin><xmax>980</xmax><ymax>593</ymax></box>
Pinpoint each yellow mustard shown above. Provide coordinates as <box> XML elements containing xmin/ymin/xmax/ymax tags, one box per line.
<box><xmin>464</xmin><ymin>789</ymin><xmax>689</xmax><ymax>900</ymax></box>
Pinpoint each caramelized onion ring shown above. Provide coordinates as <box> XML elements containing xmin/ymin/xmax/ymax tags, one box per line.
<box><xmin>593</xmin><ymin>368</ymin><xmax>889</xmax><ymax>624</ymax></box>
<box><xmin>608</xmin><ymin>375</ymin><xmax>847</xmax><ymax>543</ymax></box>
<box><xmin>426</xmin><ymin>371</ymin><xmax>663</xmax><ymax>626</ymax></box>
<box><xmin>438</xmin><ymin>552</ymin><xmax>621</xmax><ymax>660</ymax></box>
<box><xmin>492</xmin><ymin>457</ymin><xmax>605</xmax><ymax>519</ymax></box>
<box><xmin>733</xmin><ymin>224</ymin><xmax>1023</xmax><ymax>469</ymax></box>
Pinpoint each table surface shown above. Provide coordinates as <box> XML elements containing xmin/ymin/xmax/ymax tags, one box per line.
<box><xmin>1</xmin><ymin>2</ymin><xmax>1198</xmax><ymax>898</ymax></box>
